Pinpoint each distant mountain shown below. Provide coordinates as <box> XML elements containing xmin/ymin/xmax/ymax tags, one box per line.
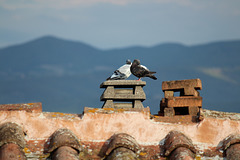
<box><xmin>0</xmin><ymin>35</ymin><xmax>240</xmax><ymax>114</ymax></box>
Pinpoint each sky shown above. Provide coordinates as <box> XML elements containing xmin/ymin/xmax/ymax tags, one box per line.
<box><xmin>0</xmin><ymin>0</ymin><xmax>240</xmax><ymax>49</ymax></box>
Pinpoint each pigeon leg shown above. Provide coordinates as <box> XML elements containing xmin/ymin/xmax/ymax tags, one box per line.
<box><xmin>137</xmin><ymin>78</ymin><xmax>141</xmax><ymax>81</ymax></box>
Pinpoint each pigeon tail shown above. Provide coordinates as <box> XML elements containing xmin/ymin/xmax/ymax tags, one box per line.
<box><xmin>149</xmin><ymin>71</ymin><xmax>156</xmax><ymax>74</ymax></box>
<box><xmin>106</xmin><ymin>76</ymin><xmax>114</xmax><ymax>80</ymax></box>
<box><xmin>148</xmin><ymin>74</ymin><xmax>157</xmax><ymax>80</ymax></box>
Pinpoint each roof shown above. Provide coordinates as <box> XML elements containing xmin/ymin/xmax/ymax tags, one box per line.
<box><xmin>0</xmin><ymin>103</ymin><xmax>240</xmax><ymax>159</ymax></box>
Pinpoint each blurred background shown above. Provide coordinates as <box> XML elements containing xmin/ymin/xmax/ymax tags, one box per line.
<box><xmin>0</xmin><ymin>0</ymin><xmax>240</xmax><ymax>114</ymax></box>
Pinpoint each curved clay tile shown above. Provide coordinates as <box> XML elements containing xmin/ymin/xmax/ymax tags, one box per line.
<box><xmin>164</xmin><ymin>130</ymin><xmax>196</xmax><ymax>160</ymax></box>
<box><xmin>105</xmin><ymin>133</ymin><xmax>142</xmax><ymax>159</ymax></box>
<box><xmin>47</xmin><ymin>128</ymin><xmax>82</xmax><ymax>153</ymax></box>
<box><xmin>51</xmin><ymin>146</ymin><xmax>79</xmax><ymax>160</ymax></box>
<box><xmin>221</xmin><ymin>134</ymin><xmax>240</xmax><ymax>160</ymax></box>
<box><xmin>0</xmin><ymin>122</ymin><xmax>26</xmax><ymax>149</ymax></box>
<box><xmin>0</xmin><ymin>122</ymin><xmax>26</xmax><ymax>160</ymax></box>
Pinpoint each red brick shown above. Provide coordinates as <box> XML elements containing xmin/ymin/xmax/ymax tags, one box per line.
<box><xmin>164</xmin><ymin>107</ymin><xmax>175</xmax><ymax>117</ymax></box>
<box><xmin>162</xmin><ymin>97</ymin><xmax>202</xmax><ymax>108</ymax></box>
<box><xmin>189</xmin><ymin>106</ymin><xmax>200</xmax><ymax>116</ymax></box>
<box><xmin>164</xmin><ymin>91</ymin><xmax>174</xmax><ymax>98</ymax></box>
<box><xmin>154</xmin><ymin>115</ymin><xmax>198</xmax><ymax>123</ymax></box>
<box><xmin>162</xmin><ymin>79</ymin><xmax>202</xmax><ymax>91</ymax></box>
<box><xmin>182</xmin><ymin>87</ymin><xmax>200</xmax><ymax>96</ymax></box>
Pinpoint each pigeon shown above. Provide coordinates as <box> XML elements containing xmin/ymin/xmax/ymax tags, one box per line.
<box><xmin>106</xmin><ymin>59</ymin><xmax>132</xmax><ymax>80</ymax></box>
<box><xmin>130</xmin><ymin>59</ymin><xmax>157</xmax><ymax>80</ymax></box>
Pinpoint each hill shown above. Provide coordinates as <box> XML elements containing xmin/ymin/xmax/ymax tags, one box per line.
<box><xmin>0</xmin><ymin>36</ymin><xmax>240</xmax><ymax>114</ymax></box>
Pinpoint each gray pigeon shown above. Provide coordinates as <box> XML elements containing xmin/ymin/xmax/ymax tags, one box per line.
<box><xmin>130</xmin><ymin>59</ymin><xmax>157</xmax><ymax>80</ymax></box>
<box><xmin>107</xmin><ymin>60</ymin><xmax>132</xmax><ymax>80</ymax></box>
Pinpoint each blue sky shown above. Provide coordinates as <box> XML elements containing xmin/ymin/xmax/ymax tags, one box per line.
<box><xmin>0</xmin><ymin>0</ymin><xmax>240</xmax><ymax>49</ymax></box>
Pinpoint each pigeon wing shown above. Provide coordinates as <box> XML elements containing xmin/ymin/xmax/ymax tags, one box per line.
<box><xmin>107</xmin><ymin>70</ymin><xmax>127</xmax><ymax>80</ymax></box>
<box><xmin>118</xmin><ymin>64</ymin><xmax>131</xmax><ymax>78</ymax></box>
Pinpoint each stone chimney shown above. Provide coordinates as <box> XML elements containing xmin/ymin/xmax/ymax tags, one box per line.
<box><xmin>100</xmin><ymin>80</ymin><xmax>146</xmax><ymax>109</ymax></box>
<box><xmin>160</xmin><ymin>79</ymin><xmax>202</xmax><ymax>121</ymax></box>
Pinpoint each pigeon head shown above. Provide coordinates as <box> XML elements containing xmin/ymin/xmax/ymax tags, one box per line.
<box><xmin>126</xmin><ymin>59</ymin><xmax>131</xmax><ymax>64</ymax></box>
<box><xmin>133</xmin><ymin>59</ymin><xmax>140</xmax><ymax>65</ymax></box>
